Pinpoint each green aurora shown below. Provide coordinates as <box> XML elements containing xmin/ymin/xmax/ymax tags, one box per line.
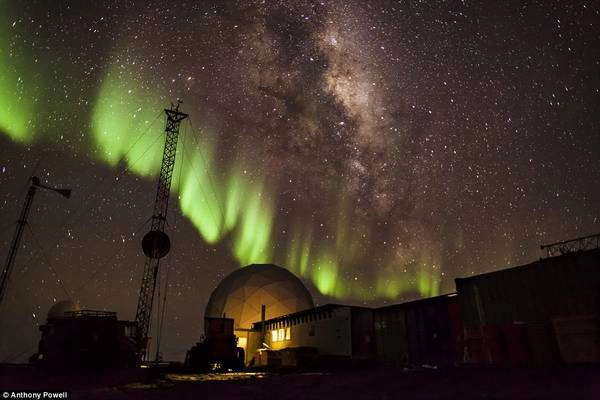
<box><xmin>92</xmin><ymin>63</ymin><xmax>277</xmax><ymax>267</ymax></box>
<box><xmin>0</xmin><ymin>9</ymin><xmax>35</xmax><ymax>143</ymax></box>
<box><xmin>0</xmin><ymin>47</ymin><xmax>441</xmax><ymax>302</ymax></box>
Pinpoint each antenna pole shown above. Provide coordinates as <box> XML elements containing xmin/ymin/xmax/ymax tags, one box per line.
<box><xmin>135</xmin><ymin>104</ymin><xmax>187</xmax><ymax>362</ymax></box>
<box><xmin>0</xmin><ymin>180</ymin><xmax>37</xmax><ymax>307</ymax></box>
<box><xmin>0</xmin><ymin>177</ymin><xmax>71</xmax><ymax>309</ymax></box>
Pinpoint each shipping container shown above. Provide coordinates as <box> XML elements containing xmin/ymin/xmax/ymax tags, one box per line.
<box><xmin>502</xmin><ymin>323</ymin><xmax>532</xmax><ymax>366</ymax></box>
<box><xmin>480</xmin><ymin>325</ymin><xmax>507</xmax><ymax>365</ymax></box>
<box><xmin>455</xmin><ymin>248</ymin><xmax>600</xmax><ymax>366</ymax></box>
<box><xmin>526</xmin><ymin>322</ymin><xmax>561</xmax><ymax>366</ymax></box>
<box><xmin>462</xmin><ymin>327</ymin><xmax>484</xmax><ymax>364</ymax></box>
<box><xmin>455</xmin><ymin>249</ymin><xmax>600</xmax><ymax>329</ymax></box>
<box><xmin>373</xmin><ymin>306</ymin><xmax>409</xmax><ymax>367</ymax></box>
<box><xmin>553</xmin><ymin>315</ymin><xmax>600</xmax><ymax>364</ymax></box>
<box><xmin>466</xmin><ymin>322</ymin><xmax>560</xmax><ymax>366</ymax></box>
<box><xmin>374</xmin><ymin>294</ymin><xmax>461</xmax><ymax>368</ymax></box>
<box><xmin>350</xmin><ymin>307</ymin><xmax>375</xmax><ymax>359</ymax></box>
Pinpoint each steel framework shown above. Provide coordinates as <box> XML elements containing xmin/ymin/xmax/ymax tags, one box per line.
<box><xmin>541</xmin><ymin>233</ymin><xmax>600</xmax><ymax>258</ymax></box>
<box><xmin>135</xmin><ymin>104</ymin><xmax>187</xmax><ymax>360</ymax></box>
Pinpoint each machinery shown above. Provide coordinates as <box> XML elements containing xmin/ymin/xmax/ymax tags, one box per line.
<box><xmin>185</xmin><ymin>317</ymin><xmax>245</xmax><ymax>371</ymax></box>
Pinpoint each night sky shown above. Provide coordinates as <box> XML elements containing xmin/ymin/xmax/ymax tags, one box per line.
<box><xmin>1</xmin><ymin>1</ymin><xmax>599</xmax><ymax>362</ymax></box>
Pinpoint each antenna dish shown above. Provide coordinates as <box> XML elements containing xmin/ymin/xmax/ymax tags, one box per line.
<box><xmin>142</xmin><ymin>230</ymin><xmax>171</xmax><ymax>259</ymax></box>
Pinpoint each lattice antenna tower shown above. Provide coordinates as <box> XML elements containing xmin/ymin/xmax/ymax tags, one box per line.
<box><xmin>135</xmin><ymin>102</ymin><xmax>187</xmax><ymax>361</ymax></box>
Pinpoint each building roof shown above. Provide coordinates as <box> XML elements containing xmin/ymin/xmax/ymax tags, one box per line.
<box><xmin>375</xmin><ymin>293</ymin><xmax>457</xmax><ymax>312</ymax></box>
<box><xmin>454</xmin><ymin>247</ymin><xmax>600</xmax><ymax>283</ymax></box>
<box><xmin>252</xmin><ymin>303</ymin><xmax>372</xmax><ymax>329</ymax></box>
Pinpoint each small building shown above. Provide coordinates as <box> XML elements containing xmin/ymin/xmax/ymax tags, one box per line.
<box><xmin>373</xmin><ymin>294</ymin><xmax>462</xmax><ymax>368</ymax></box>
<box><xmin>34</xmin><ymin>302</ymin><xmax>137</xmax><ymax>368</ymax></box>
<box><xmin>249</xmin><ymin>304</ymin><xmax>375</xmax><ymax>368</ymax></box>
<box><xmin>203</xmin><ymin>264</ymin><xmax>314</xmax><ymax>364</ymax></box>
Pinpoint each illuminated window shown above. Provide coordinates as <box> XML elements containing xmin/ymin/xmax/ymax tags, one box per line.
<box><xmin>271</xmin><ymin>327</ymin><xmax>291</xmax><ymax>342</ymax></box>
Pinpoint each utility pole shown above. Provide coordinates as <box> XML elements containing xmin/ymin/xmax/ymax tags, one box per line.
<box><xmin>0</xmin><ymin>177</ymin><xmax>71</xmax><ymax>308</ymax></box>
<box><xmin>135</xmin><ymin>102</ymin><xmax>187</xmax><ymax>362</ymax></box>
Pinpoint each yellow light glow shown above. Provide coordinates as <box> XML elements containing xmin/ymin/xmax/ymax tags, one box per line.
<box><xmin>271</xmin><ymin>327</ymin><xmax>291</xmax><ymax>342</ymax></box>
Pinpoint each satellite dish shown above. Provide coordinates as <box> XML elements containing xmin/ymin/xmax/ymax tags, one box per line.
<box><xmin>142</xmin><ymin>230</ymin><xmax>171</xmax><ymax>259</ymax></box>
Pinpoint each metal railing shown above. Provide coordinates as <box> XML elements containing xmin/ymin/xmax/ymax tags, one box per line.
<box><xmin>64</xmin><ymin>310</ymin><xmax>117</xmax><ymax>318</ymax></box>
<box><xmin>541</xmin><ymin>233</ymin><xmax>600</xmax><ymax>258</ymax></box>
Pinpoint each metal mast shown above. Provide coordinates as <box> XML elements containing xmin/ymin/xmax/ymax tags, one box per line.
<box><xmin>135</xmin><ymin>103</ymin><xmax>187</xmax><ymax>361</ymax></box>
<box><xmin>0</xmin><ymin>177</ymin><xmax>71</xmax><ymax>308</ymax></box>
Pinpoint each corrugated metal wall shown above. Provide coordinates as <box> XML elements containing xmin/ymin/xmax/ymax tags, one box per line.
<box><xmin>456</xmin><ymin>249</ymin><xmax>600</xmax><ymax>328</ymax></box>
<box><xmin>350</xmin><ymin>308</ymin><xmax>375</xmax><ymax>359</ymax></box>
<box><xmin>373</xmin><ymin>306</ymin><xmax>409</xmax><ymax>366</ymax></box>
<box><xmin>406</xmin><ymin>295</ymin><xmax>459</xmax><ymax>367</ymax></box>
<box><xmin>374</xmin><ymin>295</ymin><xmax>461</xmax><ymax>367</ymax></box>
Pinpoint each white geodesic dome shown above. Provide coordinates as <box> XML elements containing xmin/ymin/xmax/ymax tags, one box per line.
<box><xmin>47</xmin><ymin>300</ymin><xmax>80</xmax><ymax>320</ymax></box>
<box><xmin>205</xmin><ymin>264</ymin><xmax>314</xmax><ymax>329</ymax></box>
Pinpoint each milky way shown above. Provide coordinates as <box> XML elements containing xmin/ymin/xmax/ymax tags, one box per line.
<box><xmin>1</xmin><ymin>1</ymin><xmax>599</xmax><ymax>361</ymax></box>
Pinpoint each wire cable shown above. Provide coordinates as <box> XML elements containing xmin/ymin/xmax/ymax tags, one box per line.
<box><xmin>154</xmin><ymin>262</ymin><xmax>170</xmax><ymax>362</ymax></box>
<box><xmin>25</xmin><ymin>224</ymin><xmax>72</xmax><ymax>299</ymax></box>
<box><xmin>186</xmin><ymin>118</ymin><xmax>227</xmax><ymax>234</ymax></box>
<box><xmin>13</xmin><ymin>111</ymin><xmax>164</xmax><ymax>297</ymax></box>
<box><xmin>183</xmin><ymin>118</ymin><xmax>242</xmax><ymax>259</ymax></box>
<box><xmin>15</xmin><ymin>118</ymin><xmax>165</xmax><ymax>299</ymax></box>
<box><xmin>73</xmin><ymin>215</ymin><xmax>152</xmax><ymax>296</ymax></box>
<box><xmin>178</xmin><ymin>141</ymin><xmax>222</xmax><ymax>236</ymax></box>
<box><xmin>56</xmin><ymin>110</ymin><xmax>164</xmax><ymax>237</ymax></box>
<box><xmin>154</xmin><ymin>258</ymin><xmax>162</xmax><ymax>362</ymax></box>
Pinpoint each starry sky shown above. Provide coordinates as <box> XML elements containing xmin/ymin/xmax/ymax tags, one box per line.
<box><xmin>0</xmin><ymin>0</ymin><xmax>599</xmax><ymax>362</ymax></box>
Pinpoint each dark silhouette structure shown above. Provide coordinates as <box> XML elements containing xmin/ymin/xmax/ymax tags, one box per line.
<box><xmin>135</xmin><ymin>103</ymin><xmax>188</xmax><ymax>362</ymax></box>
<box><xmin>0</xmin><ymin>177</ymin><xmax>70</xmax><ymax>308</ymax></box>
<box><xmin>34</xmin><ymin>309</ymin><xmax>137</xmax><ymax>368</ymax></box>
